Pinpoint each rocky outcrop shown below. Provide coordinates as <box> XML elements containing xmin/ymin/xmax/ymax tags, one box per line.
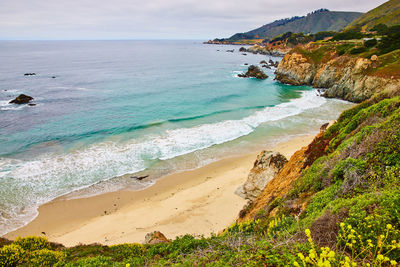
<box><xmin>238</xmin><ymin>126</ymin><xmax>334</xmax><ymax>222</ymax></box>
<box><xmin>248</xmin><ymin>45</ymin><xmax>287</xmax><ymax>56</ymax></box>
<box><xmin>275</xmin><ymin>52</ymin><xmax>400</xmax><ymax>102</ymax></box>
<box><xmin>238</xmin><ymin>65</ymin><xmax>268</xmax><ymax>79</ymax></box>
<box><xmin>144</xmin><ymin>231</ymin><xmax>169</xmax><ymax>244</ymax></box>
<box><xmin>236</xmin><ymin>151</ymin><xmax>287</xmax><ymax>201</ymax></box>
<box><xmin>9</xmin><ymin>94</ymin><xmax>34</xmax><ymax>104</ymax></box>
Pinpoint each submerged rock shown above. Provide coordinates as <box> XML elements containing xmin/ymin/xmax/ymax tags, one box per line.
<box><xmin>226</xmin><ymin>49</ymin><xmax>234</xmax><ymax>53</ymax></box>
<box><xmin>144</xmin><ymin>231</ymin><xmax>169</xmax><ymax>244</ymax></box>
<box><xmin>235</xmin><ymin>151</ymin><xmax>288</xmax><ymax>200</ymax></box>
<box><xmin>239</xmin><ymin>65</ymin><xmax>268</xmax><ymax>79</ymax></box>
<box><xmin>9</xmin><ymin>94</ymin><xmax>34</xmax><ymax>104</ymax></box>
<box><xmin>24</xmin><ymin>73</ymin><xmax>36</xmax><ymax>76</ymax></box>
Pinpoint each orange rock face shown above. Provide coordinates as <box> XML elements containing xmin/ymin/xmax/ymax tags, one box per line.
<box><xmin>144</xmin><ymin>231</ymin><xmax>169</xmax><ymax>244</ymax></box>
<box><xmin>238</xmin><ymin>129</ymin><xmax>332</xmax><ymax>222</ymax></box>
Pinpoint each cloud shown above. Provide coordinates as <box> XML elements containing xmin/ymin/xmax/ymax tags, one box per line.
<box><xmin>0</xmin><ymin>0</ymin><xmax>388</xmax><ymax>39</ymax></box>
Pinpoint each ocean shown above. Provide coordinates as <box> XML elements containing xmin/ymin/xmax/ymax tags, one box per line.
<box><xmin>0</xmin><ymin>40</ymin><xmax>353</xmax><ymax>235</ymax></box>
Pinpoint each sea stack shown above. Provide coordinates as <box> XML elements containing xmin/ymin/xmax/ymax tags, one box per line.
<box><xmin>9</xmin><ymin>94</ymin><xmax>34</xmax><ymax>104</ymax></box>
<box><xmin>238</xmin><ymin>65</ymin><xmax>268</xmax><ymax>79</ymax></box>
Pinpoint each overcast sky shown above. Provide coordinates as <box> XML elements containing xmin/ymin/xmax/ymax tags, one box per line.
<box><xmin>0</xmin><ymin>0</ymin><xmax>387</xmax><ymax>40</ymax></box>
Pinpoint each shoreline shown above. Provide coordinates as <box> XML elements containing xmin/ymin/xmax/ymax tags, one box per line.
<box><xmin>4</xmin><ymin>134</ymin><xmax>315</xmax><ymax>246</ymax></box>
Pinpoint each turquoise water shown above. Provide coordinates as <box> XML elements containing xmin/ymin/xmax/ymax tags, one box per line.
<box><xmin>0</xmin><ymin>40</ymin><xmax>353</xmax><ymax>235</ymax></box>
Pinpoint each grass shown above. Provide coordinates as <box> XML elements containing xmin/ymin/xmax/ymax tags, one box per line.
<box><xmin>2</xmin><ymin>93</ymin><xmax>400</xmax><ymax>266</ymax></box>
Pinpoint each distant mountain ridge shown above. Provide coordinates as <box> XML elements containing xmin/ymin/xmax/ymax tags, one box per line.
<box><xmin>345</xmin><ymin>0</ymin><xmax>400</xmax><ymax>31</ymax></box>
<box><xmin>226</xmin><ymin>9</ymin><xmax>362</xmax><ymax>41</ymax></box>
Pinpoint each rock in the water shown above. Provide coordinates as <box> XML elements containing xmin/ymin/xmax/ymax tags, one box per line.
<box><xmin>242</xmin><ymin>53</ymin><xmax>247</xmax><ymax>56</ymax></box>
<box><xmin>244</xmin><ymin>63</ymin><xmax>248</xmax><ymax>65</ymax></box>
<box><xmin>235</xmin><ymin>151</ymin><xmax>288</xmax><ymax>200</ymax></box>
<box><xmin>239</xmin><ymin>47</ymin><xmax>247</xmax><ymax>52</ymax></box>
<box><xmin>9</xmin><ymin>94</ymin><xmax>34</xmax><ymax>104</ymax></box>
<box><xmin>24</xmin><ymin>73</ymin><xmax>36</xmax><ymax>76</ymax></box>
<box><xmin>226</xmin><ymin>49</ymin><xmax>234</xmax><ymax>53</ymax></box>
<box><xmin>144</xmin><ymin>231</ymin><xmax>169</xmax><ymax>244</ymax></box>
<box><xmin>262</xmin><ymin>64</ymin><xmax>271</xmax><ymax>69</ymax></box>
<box><xmin>239</xmin><ymin>65</ymin><xmax>268</xmax><ymax>79</ymax></box>
<box><xmin>28</xmin><ymin>103</ymin><xmax>36</xmax><ymax>106</ymax></box>
<box><xmin>260</xmin><ymin>60</ymin><xmax>267</xmax><ymax>64</ymax></box>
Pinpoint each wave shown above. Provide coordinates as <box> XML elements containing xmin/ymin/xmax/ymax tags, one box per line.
<box><xmin>0</xmin><ymin>100</ymin><xmax>26</xmax><ymax>111</ymax></box>
<box><xmin>0</xmin><ymin>90</ymin><xmax>326</xmax><ymax>235</ymax></box>
<box><xmin>2</xmin><ymin>105</ymin><xmax>272</xmax><ymax>156</ymax></box>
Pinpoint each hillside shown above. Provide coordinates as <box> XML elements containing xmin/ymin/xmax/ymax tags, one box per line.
<box><xmin>226</xmin><ymin>9</ymin><xmax>362</xmax><ymax>41</ymax></box>
<box><xmin>3</xmin><ymin>2</ymin><xmax>400</xmax><ymax>267</ymax></box>
<box><xmin>274</xmin><ymin>23</ymin><xmax>400</xmax><ymax>102</ymax></box>
<box><xmin>345</xmin><ymin>0</ymin><xmax>400</xmax><ymax>31</ymax></box>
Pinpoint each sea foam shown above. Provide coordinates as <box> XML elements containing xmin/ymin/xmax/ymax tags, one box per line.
<box><xmin>0</xmin><ymin>90</ymin><xmax>325</xmax><ymax>235</ymax></box>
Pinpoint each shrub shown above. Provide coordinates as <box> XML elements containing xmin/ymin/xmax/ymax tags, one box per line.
<box><xmin>14</xmin><ymin>236</ymin><xmax>51</xmax><ymax>251</ymax></box>
<box><xmin>0</xmin><ymin>244</ymin><xmax>25</xmax><ymax>267</ymax></box>
<box><xmin>332</xmin><ymin>30</ymin><xmax>363</xmax><ymax>41</ymax></box>
<box><xmin>349</xmin><ymin>46</ymin><xmax>367</xmax><ymax>55</ymax></box>
<box><xmin>294</xmin><ymin>227</ymin><xmax>400</xmax><ymax>266</ymax></box>
<box><xmin>61</xmin><ymin>255</ymin><xmax>113</xmax><ymax>267</ymax></box>
<box><xmin>109</xmin><ymin>243</ymin><xmax>145</xmax><ymax>261</ymax></box>
<box><xmin>364</xmin><ymin>38</ymin><xmax>378</xmax><ymax>48</ymax></box>
<box><xmin>28</xmin><ymin>249</ymin><xmax>65</xmax><ymax>266</ymax></box>
<box><xmin>371</xmin><ymin>23</ymin><xmax>389</xmax><ymax>35</ymax></box>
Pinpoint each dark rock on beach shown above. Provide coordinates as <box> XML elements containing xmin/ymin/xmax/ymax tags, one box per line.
<box><xmin>239</xmin><ymin>65</ymin><xmax>268</xmax><ymax>79</ymax></box>
<box><xmin>131</xmin><ymin>175</ymin><xmax>149</xmax><ymax>181</ymax></box>
<box><xmin>9</xmin><ymin>94</ymin><xmax>34</xmax><ymax>104</ymax></box>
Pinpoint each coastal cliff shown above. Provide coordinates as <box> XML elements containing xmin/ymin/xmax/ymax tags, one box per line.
<box><xmin>238</xmin><ymin>125</ymin><xmax>332</xmax><ymax>222</ymax></box>
<box><xmin>275</xmin><ymin>43</ymin><xmax>400</xmax><ymax>102</ymax></box>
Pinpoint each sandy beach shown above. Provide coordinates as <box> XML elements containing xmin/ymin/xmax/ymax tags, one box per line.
<box><xmin>5</xmin><ymin>134</ymin><xmax>315</xmax><ymax>246</ymax></box>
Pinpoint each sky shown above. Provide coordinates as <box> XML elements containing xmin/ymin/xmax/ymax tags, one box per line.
<box><xmin>0</xmin><ymin>0</ymin><xmax>387</xmax><ymax>40</ymax></box>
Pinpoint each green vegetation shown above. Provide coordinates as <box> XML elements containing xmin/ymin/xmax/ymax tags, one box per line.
<box><xmin>3</xmin><ymin>4</ymin><xmax>400</xmax><ymax>265</ymax></box>
<box><xmin>267</xmin><ymin>31</ymin><xmax>336</xmax><ymax>46</ymax></box>
<box><xmin>345</xmin><ymin>0</ymin><xmax>400</xmax><ymax>31</ymax></box>
<box><xmin>218</xmin><ymin>9</ymin><xmax>362</xmax><ymax>42</ymax></box>
<box><xmin>3</xmin><ymin>94</ymin><xmax>400</xmax><ymax>266</ymax></box>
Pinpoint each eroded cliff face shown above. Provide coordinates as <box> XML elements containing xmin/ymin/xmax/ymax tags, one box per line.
<box><xmin>238</xmin><ymin>127</ymin><xmax>333</xmax><ymax>223</ymax></box>
<box><xmin>235</xmin><ymin>151</ymin><xmax>287</xmax><ymax>201</ymax></box>
<box><xmin>275</xmin><ymin>52</ymin><xmax>400</xmax><ymax>102</ymax></box>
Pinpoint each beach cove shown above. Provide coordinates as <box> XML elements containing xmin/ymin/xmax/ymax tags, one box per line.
<box><xmin>5</xmin><ymin>134</ymin><xmax>315</xmax><ymax>246</ymax></box>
